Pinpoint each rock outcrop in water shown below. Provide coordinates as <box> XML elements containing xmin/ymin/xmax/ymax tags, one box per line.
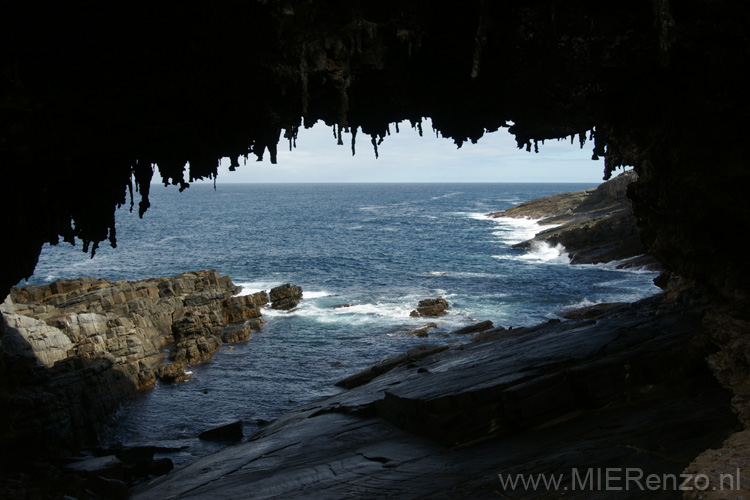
<box><xmin>269</xmin><ymin>284</ymin><xmax>303</xmax><ymax>310</ymax></box>
<box><xmin>0</xmin><ymin>270</ymin><xmax>270</xmax><ymax>451</ymax></box>
<box><xmin>490</xmin><ymin>170</ymin><xmax>658</xmax><ymax>269</ymax></box>
<box><xmin>409</xmin><ymin>297</ymin><xmax>450</xmax><ymax>317</ymax></box>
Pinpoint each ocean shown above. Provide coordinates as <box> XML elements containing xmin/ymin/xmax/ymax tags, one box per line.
<box><xmin>27</xmin><ymin>183</ymin><xmax>660</xmax><ymax>464</ymax></box>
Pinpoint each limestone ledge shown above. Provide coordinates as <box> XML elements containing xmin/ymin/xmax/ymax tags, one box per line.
<box><xmin>0</xmin><ymin>270</ymin><xmax>274</xmax><ymax>449</ymax></box>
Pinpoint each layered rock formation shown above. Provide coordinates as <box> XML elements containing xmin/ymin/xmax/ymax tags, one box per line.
<box><xmin>269</xmin><ymin>284</ymin><xmax>303</xmax><ymax>310</ymax></box>
<box><xmin>490</xmin><ymin>170</ymin><xmax>658</xmax><ymax>268</ymax></box>
<box><xmin>0</xmin><ymin>270</ymin><xmax>269</xmax><ymax>451</ymax></box>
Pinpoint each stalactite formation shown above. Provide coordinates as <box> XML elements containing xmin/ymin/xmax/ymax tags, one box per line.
<box><xmin>1</xmin><ymin>0</ymin><xmax>749</xmax><ymax>305</ymax></box>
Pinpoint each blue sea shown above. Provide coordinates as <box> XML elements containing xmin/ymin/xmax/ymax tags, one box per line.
<box><xmin>27</xmin><ymin>183</ymin><xmax>660</xmax><ymax>463</ymax></box>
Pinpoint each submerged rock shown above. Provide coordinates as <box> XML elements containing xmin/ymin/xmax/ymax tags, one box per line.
<box><xmin>156</xmin><ymin>361</ymin><xmax>192</xmax><ymax>384</ymax></box>
<box><xmin>405</xmin><ymin>323</ymin><xmax>438</xmax><ymax>337</ymax></box>
<box><xmin>221</xmin><ymin>322</ymin><xmax>262</xmax><ymax>343</ymax></box>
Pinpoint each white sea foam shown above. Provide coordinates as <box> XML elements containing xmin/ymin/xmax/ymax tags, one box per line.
<box><xmin>460</xmin><ymin>212</ymin><xmax>551</xmax><ymax>245</ymax></box>
<box><xmin>490</xmin><ymin>217</ymin><xmax>555</xmax><ymax>245</ymax></box>
<box><xmin>560</xmin><ymin>298</ymin><xmax>602</xmax><ymax>311</ymax></box>
<box><xmin>303</xmin><ymin>290</ymin><xmax>335</xmax><ymax>299</ymax></box>
<box><xmin>265</xmin><ymin>300</ymin><xmax>416</xmax><ymax>326</ymax></box>
<box><xmin>519</xmin><ymin>241</ymin><xmax>571</xmax><ymax>264</ymax></box>
<box><xmin>234</xmin><ymin>281</ymin><xmax>276</xmax><ymax>296</ymax></box>
<box><xmin>460</xmin><ymin>212</ymin><xmax>494</xmax><ymax>221</ymax></box>
<box><xmin>424</xmin><ymin>271</ymin><xmax>449</xmax><ymax>276</ymax></box>
<box><xmin>431</xmin><ymin>191</ymin><xmax>463</xmax><ymax>201</ymax></box>
<box><xmin>494</xmin><ymin>241</ymin><xmax>571</xmax><ymax>265</ymax></box>
<box><xmin>235</xmin><ymin>284</ymin><xmax>334</xmax><ymax>301</ymax></box>
<box><xmin>260</xmin><ymin>289</ymin><xmax>465</xmax><ymax>328</ymax></box>
<box><xmin>421</xmin><ymin>270</ymin><xmax>508</xmax><ymax>279</ymax></box>
<box><xmin>583</xmin><ymin>256</ymin><xmax>659</xmax><ymax>274</ymax></box>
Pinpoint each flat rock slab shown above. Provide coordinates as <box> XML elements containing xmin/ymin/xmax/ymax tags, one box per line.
<box><xmin>133</xmin><ymin>296</ymin><xmax>737</xmax><ymax>499</ymax></box>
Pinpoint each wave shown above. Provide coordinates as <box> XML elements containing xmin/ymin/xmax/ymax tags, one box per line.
<box><xmin>258</xmin><ymin>289</ymin><xmax>488</xmax><ymax>332</ymax></box>
<box><xmin>234</xmin><ymin>283</ymin><xmax>336</xmax><ymax>301</ymax></box>
<box><xmin>262</xmin><ymin>300</ymin><xmax>415</xmax><ymax>326</ymax></box>
<box><xmin>490</xmin><ymin>217</ymin><xmax>557</xmax><ymax>245</ymax></box>
<box><xmin>420</xmin><ymin>270</ymin><xmax>508</xmax><ymax>279</ymax></box>
<box><xmin>234</xmin><ymin>281</ymin><xmax>279</xmax><ymax>296</ymax></box>
<box><xmin>582</xmin><ymin>256</ymin><xmax>659</xmax><ymax>274</ymax></box>
<box><xmin>458</xmin><ymin>211</ymin><xmax>494</xmax><ymax>222</ymax></box>
<box><xmin>494</xmin><ymin>241</ymin><xmax>571</xmax><ymax>264</ymax></box>
<box><xmin>519</xmin><ymin>241</ymin><xmax>571</xmax><ymax>264</ymax></box>
<box><xmin>302</xmin><ymin>290</ymin><xmax>336</xmax><ymax>299</ymax></box>
<box><xmin>430</xmin><ymin>191</ymin><xmax>463</xmax><ymax>200</ymax></box>
<box><xmin>559</xmin><ymin>298</ymin><xmax>604</xmax><ymax>312</ymax></box>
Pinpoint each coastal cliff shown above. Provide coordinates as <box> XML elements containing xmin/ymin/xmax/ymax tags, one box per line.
<box><xmin>0</xmin><ymin>270</ymin><xmax>268</xmax><ymax>452</ymax></box>
<box><xmin>489</xmin><ymin>170</ymin><xmax>658</xmax><ymax>269</ymax></box>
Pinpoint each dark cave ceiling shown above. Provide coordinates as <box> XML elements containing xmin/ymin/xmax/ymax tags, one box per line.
<box><xmin>1</xmin><ymin>0</ymin><xmax>749</xmax><ymax>302</ymax></box>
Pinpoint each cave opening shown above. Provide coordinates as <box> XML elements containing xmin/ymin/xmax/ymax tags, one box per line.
<box><xmin>3</xmin><ymin>0</ymin><xmax>750</xmax><ymax>496</ymax></box>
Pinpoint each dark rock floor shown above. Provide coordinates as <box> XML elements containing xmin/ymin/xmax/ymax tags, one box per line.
<box><xmin>133</xmin><ymin>295</ymin><xmax>737</xmax><ymax>499</ymax></box>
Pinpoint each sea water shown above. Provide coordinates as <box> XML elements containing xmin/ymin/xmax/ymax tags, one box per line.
<box><xmin>27</xmin><ymin>183</ymin><xmax>660</xmax><ymax>464</ymax></box>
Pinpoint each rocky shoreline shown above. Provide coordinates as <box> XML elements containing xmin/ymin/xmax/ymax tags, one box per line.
<box><xmin>131</xmin><ymin>290</ymin><xmax>738</xmax><ymax>499</ymax></box>
<box><xmin>122</xmin><ymin>179</ymin><xmax>748</xmax><ymax>498</ymax></box>
<box><xmin>0</xmin><ymin>271</ymin><xmax>308</xmax><ymax>497</ymax></box>
<box><xmin>489</xmin><ymin>170</ymin><xmax>660</xmax><ymax>270</ymax></box>
<box><xmin>121</xmin><ymin>179</ymin><xmax>745</xmax><ymax>498</ymax></box>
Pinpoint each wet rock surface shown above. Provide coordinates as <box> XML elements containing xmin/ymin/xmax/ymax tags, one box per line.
<box><xmin>405</xmin><ymin>322</ymin><xmax>438</xmax><ymax>337</ymax></box>
<box><xmin>132</xmin><ymin>294</ymin><xmax>737</xmax><ymax>499</ymax></box>
<box><xmin>269</xmin><ymin>284</ymin><xmax>303</xmax><ymax>310</ymax></box>
<box><xmin>451</xmin><ymin>319</ymin><xmax>495</xmax><ymax>335</ymax></box>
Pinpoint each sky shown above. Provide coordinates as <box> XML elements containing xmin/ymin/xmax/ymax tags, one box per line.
<box><xmin>198</xmin><ymin>119</ymin><xmax>608</xmax><ymax>184</ymax></box>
